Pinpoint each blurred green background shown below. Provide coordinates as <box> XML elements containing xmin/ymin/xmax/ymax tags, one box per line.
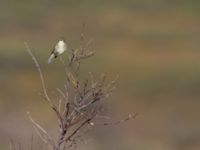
<box><xmin>1</xmin><ymin>0</ymin><xmax>200</xmax><ymax>149</ymax></box>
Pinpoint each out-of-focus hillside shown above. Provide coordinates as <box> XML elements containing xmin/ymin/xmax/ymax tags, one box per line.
<box><xmin>0</xmin><ymin>0</ymin><xmax>200</xmax><ymax>150</ymax></box>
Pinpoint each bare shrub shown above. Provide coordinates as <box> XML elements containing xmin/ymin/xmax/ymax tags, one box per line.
<box><xmin>10</xmin><ymin>35</ymin><xmax>136</xmax><ymax>150</ymax></box>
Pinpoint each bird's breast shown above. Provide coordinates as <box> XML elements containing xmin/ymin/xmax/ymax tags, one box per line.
<box><xmin>56</xmin><ymin>41</ymin><xmax>67</xmax><ymax>54</ymax></box>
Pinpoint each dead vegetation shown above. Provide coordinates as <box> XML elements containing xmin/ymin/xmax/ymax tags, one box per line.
<box><xmin>10</xmin><ymin>34</ymin><xmax>136</xmax><ymax>150</ymax></box>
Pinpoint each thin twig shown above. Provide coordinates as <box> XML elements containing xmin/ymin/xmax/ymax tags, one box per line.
<box><xmin>27</xmin><ymin>112</ymin><xmax>54</xmax><ymax>147</ymax></box>
<box><xmin>96</xmin><ymin>113</ymin><xmax>138</xmax><ymax>126</ymax></box>
<box><xmin>24</xmin><ymin>42</ymin><xmax>53</xmax><ymax>106</ymax></box>
<box><xmin>64</xmin><ymin>118</ymin><xmax>92</xmax><ymax>143</ymax></box>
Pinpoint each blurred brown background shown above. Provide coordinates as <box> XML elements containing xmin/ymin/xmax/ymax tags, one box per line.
<box><xmin>0</xmin><ymin>0</ymin><xmax>200</xmax><ymax>150</ymax></box>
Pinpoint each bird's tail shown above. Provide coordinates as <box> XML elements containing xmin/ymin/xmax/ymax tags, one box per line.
<box><xmin>48</xmin><ymin>54</ymin><xmax>55</xmax><ymax>64</ymax></box>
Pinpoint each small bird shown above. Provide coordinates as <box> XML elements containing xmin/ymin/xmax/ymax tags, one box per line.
<box><xmin>48</xmin><ymin>38</ymin><xmax>67</xmax><ymax>64</ymax></box>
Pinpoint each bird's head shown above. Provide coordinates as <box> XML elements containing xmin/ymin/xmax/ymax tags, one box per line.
<box><xmin>58</xmin><ymin>37</ymin><xmax>65</xmax><ymax>42</ymax></box>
